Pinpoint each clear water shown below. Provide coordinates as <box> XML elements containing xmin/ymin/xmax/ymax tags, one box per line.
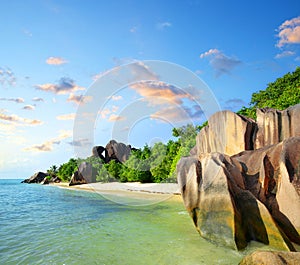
<box><xmin>0</xmin><ymin>179</ymin><xmax>253</xmax><ymax>264</ymax></box>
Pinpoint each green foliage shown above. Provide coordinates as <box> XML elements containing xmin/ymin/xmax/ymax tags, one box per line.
<box><xmin>57</xmin><ymin>158</ymin><xmax>78</xmax><ymax>182</ymax></box>
<box><xmin>238</xmin><ymin>67</ymin><xmax>300</xmax><ymax>119</ymax></box>
<box><xmin>47</xmin><ymin>165</ymin><xmax>58</xmax><ymax>177</ymax></box>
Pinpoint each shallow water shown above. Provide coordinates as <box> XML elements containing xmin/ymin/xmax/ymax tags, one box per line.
<box><xmin>0</xmin><ymin>179</ymin><xmax>266</xmax><ymax>264</ymax></box>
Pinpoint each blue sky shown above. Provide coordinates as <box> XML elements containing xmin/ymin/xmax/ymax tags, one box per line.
<box><xmin>1</xmin><ymin>0</ymin><xmax>300</xmax><ymax>178</ymax></box>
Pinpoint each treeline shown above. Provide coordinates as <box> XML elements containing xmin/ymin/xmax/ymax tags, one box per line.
<box><xmin>47</xmin><ymin>67</ymin><xmax>300</xmax><ymax>183</ymax></box>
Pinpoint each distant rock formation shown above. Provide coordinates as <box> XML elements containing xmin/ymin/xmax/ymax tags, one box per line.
<box><xmin>93</xmin><ymin>140</ymin><xmax>132</xmax><ymax>163</ymax></box>
<box><xmin>22</xmin><ymin>172</ymin><xmax>49</xmax><ymax>184</ymax></box>
<box><xmin>177</xmin><ymin>104</ymin><xmax>300</xmax><ymax>250</ymax></box>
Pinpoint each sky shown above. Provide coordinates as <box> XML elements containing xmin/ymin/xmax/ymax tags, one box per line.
<box><xmin>1</xmin><ymin>0</ymin><xmax>300</xmax><ymax>178</ymax></box>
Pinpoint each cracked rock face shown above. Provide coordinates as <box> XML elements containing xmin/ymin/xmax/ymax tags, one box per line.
<box><xmin>178</xmin><ymin>104</ymin><xmax>300</xmax><ymax>250</ymax></box>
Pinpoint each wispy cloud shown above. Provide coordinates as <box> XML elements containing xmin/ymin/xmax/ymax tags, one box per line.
<box><xmin>23</xmin><ymin>130</ymin><xmax>72</xmax><ymax>152</ymax></box>
<box><xmin>0</xmin><ymin>97</ymin><xmax>24</xmax><ymax>103</ymax></box>
<box><xmin>224</xmin><ymin>98</ymin><xmax>246</xmax><ymax>111</ymax></box>
<box><xmin>67</xmin><ymin>93</ymin><xmax>92</xmax><ymax>105</ymax></box>
<box><xmin>200</xmin><ymin>48</ymin><xmax>242</xmax><ymax>77</ymax></box>
<box><xmin>68</xmin><ymin>138</ymin><xmax>90</xmax><ymax>147</ymax></box>
<box><xmin>130</xmin><ymin>26</ymin><xmax>138</xmax><ymax>33</ymax></box>
<box><xmin>46</xmin><ymin>56</ymin><xmax>68</xmax><ymax>65</ymax></box>
<box><xmin>22</xmin><ymin>29</ymin><xmax>33</xmax><ymax>37</ymax></box>
<box><xmin>98</xmin><ymin>105</ymin><xmax>119</xmax><ymax>119</ymax></box>
<box><xmin>35</xmin><ymin>77</ymin><xmax>85</xmax><ymax>95</ymax></box>
<box><xmin>275</xmin><ymin>50</ymin><xmax>295</xmax><ymax>59</ymax></box>
<box><xmin>32</xmin><ymin>97</ymin><xmax>44</xmax><ymax>102</ymax></box>
<box><xmin>22</xmin><ymin>105</ymin><xmax>35</xmax><ymax>111</ymax></box>
<box><xmin>157</xmin><ymin>21</ymin><xmax>172</xmax><ymax>30</ymax></box>
<box><xmin>0</xmin><ymin>110</ymin><xmax>42</xmax><ymax>126</ymax></box>
<box><xmin>56</xmin><ymin>113</ymin><xmax>75</xmax><ymax>120</ymax></box>
<box><xmin>276</xmin><ymin>16</ymin><xmax>300</xmax><ymax>47</ymax></box>
<box><xmin>0</xmin><ymin>66</ymin><xmax>17</xmax><ymax>86</ymax></box>
<box><xmin>130</xmin><ymin>81</ymin><xmax>192</xmax><ymax>105</ymax></box>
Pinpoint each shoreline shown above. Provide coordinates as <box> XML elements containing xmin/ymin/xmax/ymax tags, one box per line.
<box><xmin>50</xmin><ymin>182</ymin><xmax>183</xmax><ymax>203</ymax></box>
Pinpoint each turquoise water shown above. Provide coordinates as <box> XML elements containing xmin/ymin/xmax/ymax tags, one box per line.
<box><xmin>0</xmin><ymin>179</ymin><xmax>250</xmax><ymax>264</ymax></box>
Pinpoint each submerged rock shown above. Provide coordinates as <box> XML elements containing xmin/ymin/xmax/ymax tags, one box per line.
<box><xmin>239</xmin><ymin>250</ymin><xmax>300</xmax><ymax>265</ymax></box>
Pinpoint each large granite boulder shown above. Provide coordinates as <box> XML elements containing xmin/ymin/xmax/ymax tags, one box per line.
<box><xmin>196</xmin><ymin>110</ymin><xmax>257</xmax><ymax>156</ymax></box>
<box><xmin>69</xmin><ymin>162</ymin><xmax>96</xmax><ymax>186</ymax></box>
<box><xmin>239</xmin><ymin>251</ymin><xmax>300</xmax><ymax>265</ymax></box>
<box><xmin>105</xmin><ymin>140</ymin><xmax>132</xmax><ymax>163</ymax></box>
<box><xmin>69</xmin><ymin>171</ymin><xmax>87</xmax><ymax>186</ymax></box>
<box><xmin>22</xmin><ymin>172</ymin><xmax>49</xmax><ymax>184</ymax></box>
<box><xmin>177</xmin><ymin>153</ymin><xmax>292</xmax><ymax>250</ymax></box>
<box><xmin>177</xmin><ymin>105</ymin><xmax>300</xmax><ymax>251</ymax></box>
<box><xmin>92</xmin><ymin>145</ymin><xmax>106</xmax><ymax>160</ymax></box>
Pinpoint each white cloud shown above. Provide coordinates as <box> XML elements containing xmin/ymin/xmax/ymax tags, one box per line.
<box><xmin>199</xmin><ymin>49</ymin><xmax>220</xmax><ymax>59</ymax></box>
<box><xmin>277</xmin><ymin>16</ymin><xmax>300</xmax><ymax>47</ymax></box>
<box><xmin>46</xmin><ymin>56</ymin><xmax>68</xmax><ymax>65</ymax></box>
<box><xmin>35</xmin><ymin>77</ymin><xmax>85</xmax><ymax>95</ymax></box>
<box><xmin>200</xmin><ymin>49</ymin><xmax>242</xmax><ymax>77</ymax></box>
<box><xmin>275</xmin><ymin>50</ymin><xmax>295</xmax><ymax>59</ymax></box>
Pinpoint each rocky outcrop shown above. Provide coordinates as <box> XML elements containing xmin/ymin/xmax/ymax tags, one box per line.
<box><xmin>177</xmin><ymin>104</ymin><xmax>300</xmax><ymax>251</ymax></box>
<box><xmin>239</xmin><ymin>250</ymin><xmax>300</xmax><ymax>265</ymax></box>
<box><xmin>22</xmin><ymin>172</ymin><xmax>49</xmax><ymax>184</ymax></box>
<box><xmin>92</xmin><ymin>140</ymin><xmax>134</xmax><ymax>163</ymax></box>
<box><xmin>255</xmin><ymin>104</ymin><xmax>300</xmax><ymax>149</ymax></box>
<box><xmin>196</xmin><ymin>110</ymin><xmax>257</xmax><ymax>156</ymax></box>
<box><xmin>69</xmin><ymin>162</ymin><xmax>96</xmax><ymax>186</ymax></box>
<box><xmin>105</xmin><ymin>140</ymin><xmax>132</xmax><ymax>163</ymax></box>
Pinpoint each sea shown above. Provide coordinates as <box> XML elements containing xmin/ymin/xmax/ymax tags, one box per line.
<box><xmin>0</xmin><ymin>179</ymin><xmax>268</xmax><ymax>265</ymax></box>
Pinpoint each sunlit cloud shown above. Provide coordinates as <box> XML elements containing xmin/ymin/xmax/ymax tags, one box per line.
<box><xmin>46</xmin><ymin>56</ymin><xmax>68</xmax><ymax>65</ymax></box>
<box><xmin>0</xmin><ymin>97</ymin><xmax>24</xmax><ymax>103</ymax></box>
<box><xmin>0</xmin><ymin>110</ymin><xmax>43</xmax><ymax>126</ymax></box>
<box><xmin>200</xmin><ymin>48</ymin><xmax>242</xmax><ymax>77</ymax></box>
<box><xmin>0</xmin><ymin>66</ymin><xmax>17</xmax><ymax>86</ymax></box>
<box><xmin>32</xmin><ymin>97</ymin><xmax>44</xmax><ymax>102</ymax></box>
<box><xmin>275</xmin><ymin>50</ymin><xmax>295</xmax><ymax>59</ymax></box>
<box><xmin>67</xmin><ymin>93</ymin><xmax>92</xmax><ymax>104</ymax></box>
<box><xmin>150</xmin><ymin>104</ymin><xmax>204</xmax><ymax>123</ymax></box>
<box><xmin>23</xmin><ymin>130</ymin><xmax>72</xmax><ymax>152</ymax></box>
<box><xmin>277</xmin><ymin>16</ymin><xmax>300</xmax><ymax>47</ymax></box>
<box><xmin>130</xmin><ymin>81</ymin><xmax>192</xmax><ymax>105</ymax></box>
<box><xmin>35</xmin><ymin>77</ymin><xmax>85</xmax><ymax>95</ymax></box>
<box><xmin>108</xmin><ymin>114</ymin><xmax>125</xmax><ymax>122</ymax></box>
<box><xmin>22</xmin><ymin>105</ymin><xmax>35</xmax><ymax>111</ymax></box>
<box><xmin>157</xmin><ymin>21</ymin><xmax>172</xmax><ymax>30</ymax></box>
<box><xmin>128</xmin><ymin>61</ymin><xmax>159</xmax><ymax>81</ymax></box>
<box><xmin>56</xmin><ymin>113</ymin><xmax>75</xmax><ymax>120</ymax></box>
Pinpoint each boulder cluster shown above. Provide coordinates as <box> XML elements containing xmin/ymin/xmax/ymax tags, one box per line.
<box><xmin>177</xmin><ymin>104</ymin><xmax>300</xmax><ymax>251</ymax></box>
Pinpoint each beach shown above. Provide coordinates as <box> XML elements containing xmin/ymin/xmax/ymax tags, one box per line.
<box><xmin>51</xmin><ymin>181</ymin><xmax>183</xmax><ymax>205</ymax></box>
